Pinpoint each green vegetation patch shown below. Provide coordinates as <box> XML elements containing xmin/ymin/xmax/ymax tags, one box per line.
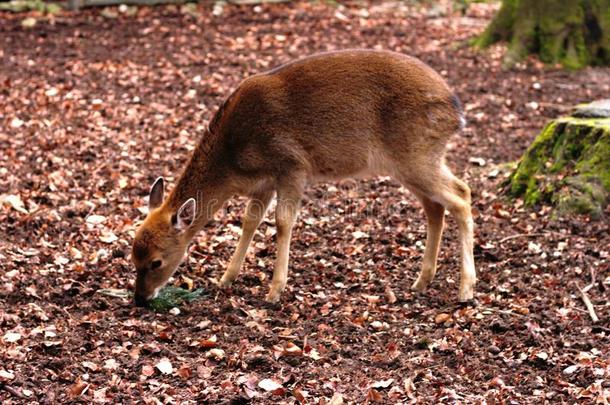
<box><xmin>149</xmin><ymin>286</ymin><xmax>205</xmax><ymax>312</ymax></box>
<box><xmin>507</xmin><ymin>117</ymin><xmax>610</xmax><ymax>219</ymax></box>
<box><xmin>0</xmin><ymin>0</ymin><xmax>62</xmax><ymax>13</ymax></box>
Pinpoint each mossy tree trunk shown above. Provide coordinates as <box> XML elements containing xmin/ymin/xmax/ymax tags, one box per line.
<box><xmin>476</xmin><ymin>0</ymin><xmax>610</xmax><ymax>69</ymax></box>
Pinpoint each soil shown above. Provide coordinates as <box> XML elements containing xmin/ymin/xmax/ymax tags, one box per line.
<box><xmin>1</xmin><ymin>1</ymin><xmax>609</xmax><ymax>403</ymax></box>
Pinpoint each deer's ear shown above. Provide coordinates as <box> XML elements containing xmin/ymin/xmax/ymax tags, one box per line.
<box><xmin>149</xmin><ymin>177</ymin><xmax>164</xmax><ymax>210</ymax></box>
<box><xmin>175</xmin><ymin>198</ymin><xmax>196</xmax><ymax>231</ymax></box>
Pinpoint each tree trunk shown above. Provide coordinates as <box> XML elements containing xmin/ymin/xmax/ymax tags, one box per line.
<box><xmin>476</xmin><ymin>0</ymin><xmax>610</xmax><ymax>69</ymax></box>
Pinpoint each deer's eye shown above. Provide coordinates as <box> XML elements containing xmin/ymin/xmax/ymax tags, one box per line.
<box><xmin>151</xmin><ymin>260</ymin><xmax>162</xmax><ymax>270</ymax></box>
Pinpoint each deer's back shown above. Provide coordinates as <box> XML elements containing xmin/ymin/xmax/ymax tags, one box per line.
<box><xmin>211</xmin><ymin>50</ymin><xmax>462</xmax><ymax>181</ymax></box>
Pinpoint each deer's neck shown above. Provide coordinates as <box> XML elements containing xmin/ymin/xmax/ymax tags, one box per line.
<box><xmin>166</xmin><ymin>129</ymin><xmax>231</xmax><ymax>236</ymax></box>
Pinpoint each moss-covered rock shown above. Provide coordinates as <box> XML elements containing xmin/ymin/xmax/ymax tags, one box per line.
<box><xmin>507</xmin><ymin>103</ymin><xmax>610</xmax><ymax>219</ymax></box>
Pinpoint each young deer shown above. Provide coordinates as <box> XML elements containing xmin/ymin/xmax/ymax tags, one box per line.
<box><xmin>132</xmin><ymin>49</ymin><xmax>476</xmax><ymax>306</ymax></box>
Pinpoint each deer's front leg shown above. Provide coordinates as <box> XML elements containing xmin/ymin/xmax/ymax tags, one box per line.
<box><xmin>265</xmin><ymin>180</ymin><xmax>303</xmax><ymax>303</ymax></box>
<box><xmin>219</xmin><ymin>191</ymin><xmax>273</xmax><ymax>288</ymax></box>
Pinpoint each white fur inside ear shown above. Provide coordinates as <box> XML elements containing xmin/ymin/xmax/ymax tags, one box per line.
<box><xmin>175</xmin><ymin>198</ymin><xmax>196</xmax><ymax>230</ymax></box>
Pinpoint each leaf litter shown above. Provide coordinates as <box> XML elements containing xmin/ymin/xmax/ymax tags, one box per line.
<box><xmin>0</xmin><ymin>1</ymin><xmax>609</xmax><ymax>403</ymax></box>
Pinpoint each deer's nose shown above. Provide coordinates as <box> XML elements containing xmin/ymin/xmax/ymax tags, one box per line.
<box><xmin>134</xmin><ymin>294</ymin><xmax>149</xmax><ymax>307</ymax></box>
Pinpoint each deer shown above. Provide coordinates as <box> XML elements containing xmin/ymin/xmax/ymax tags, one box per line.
<box><xmin>131</xmin><ymin>49</ymin><xmax>476</xmax><ymax>307</ymax></box>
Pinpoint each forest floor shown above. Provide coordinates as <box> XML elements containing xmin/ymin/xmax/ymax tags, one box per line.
<box><xmin>1</xmin><ymin>1</ymin><xmax>609</xmax><ymax>403</ymax></box>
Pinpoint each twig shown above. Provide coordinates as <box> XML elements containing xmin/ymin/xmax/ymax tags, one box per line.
<box><xmin>498</xmin><ymin>231</ymin><xmax>568</xmax><ymax>244</ymax></box>
<box><xmin>190</xmin><ymin>249</ymin><xmax>208</xmax><ymax>259</ymax></box>
<box><xmin>479</xmin><ymin>306</ymin><xmax>527</xmax><ymax>318</ymax></box>
<box><xmin>498</xmin><ymin>233</ymin><xmax>548</xmax><ymax>244</ymax></box>
<box><xmin>48</xmin><ymin>303</ymin><xmax>73</xmax><ymax>322</ymax></box>
<box><xmin>0</xmin><ymin>384</ymin><xmax>25</xmax><ymax>399</ymax></box>
<box><xmin>575</xmin><ymin>283</ymin><xmax>599</xmax><ymax>323</ymax></box>
<box><xmin>537</xmin><ymin>102</ymin><xmax>573</xmax><ymax>112</ymax></box>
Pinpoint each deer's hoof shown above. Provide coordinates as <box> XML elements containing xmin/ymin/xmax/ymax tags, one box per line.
<box><xmin>218</xmin><ymin>276</ymin><xmax>234</xmax><ymax>289</ymax></box>
<box><xmin>411</xmin><ymin>277</ymin><xmax>431</xmax><ymax>292</ymax></box>
<box><xmin>458</xmin><ymin>285</ymin><xmax>474</xmax><ymax>302</ymax></box>
<box><xmin>264</xmin><ymin>290</ymin><xmax>281</xmax><ymax>303</ymax></box>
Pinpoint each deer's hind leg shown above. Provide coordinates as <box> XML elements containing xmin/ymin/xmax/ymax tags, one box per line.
<box><xmin>399</xmin><ymin>163</ymin><xmax>476</xmax><ymax>302</ymax></box>
<box><xmin>411</xmin><ymin>194</ymin><xmax>445</xmax><ymax>292</ymax></box>
<box><xmin>265</xmin><ymin>173</ymin><xmax>305</xmax><ymax>303</ymax></box>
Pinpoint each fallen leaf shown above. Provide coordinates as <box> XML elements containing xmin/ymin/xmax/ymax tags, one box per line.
<box><xmin>0</xmin><ymin>369</ymin><xmax>15</xmax><ymax>380</ymax></box>
<box><xmin>9</xmin><ymin>117</ymin><xmax>24</xmax><ymax>128</ymax></box>
<box><xmin>99</xmin><ymin>231</ymin><xmax>118</xmax><ymax>244</ymax></box>
<box><xmin>1</xmin><ymin>194</ymin><xmax>28</xmax><ymax>214</ymax></box>
<box><xmin>404</xmin><ymin>377</ymin><xmax>416</xmax><ymax>398</ymax></box>
<box><xmin>82</xmin><ymin>361</ymin><xmax>99</xmax><ymax>372</ymax></box>
<box><xmin>384</xmin><ymin>285</ymin><xmax>397</xmax><ymax>304</ymax></box>
<box><xmin>469</xmin><ymin>157</ymin><xmax>486</xmax><ymax>166</ymax></box>
<box><xmin>3</xmin><ymin>332</ymin><xmax>21</xmax><ymax>343</ymax></box>
<box><xmin>371</xmin><ymin>378</ymin><xmax>394</xmax><ymax>389</ymax></box>
<box><xmin>563</xmin><ymin>365</ymin><xmax>579</xmax><ymax>375</ymax></box>
<box><xmin>93</xmin><ymin>387</ymin><xmax>107</xmax><ymax>402</ymax></box>
<box><xmin>68</xmin><ymin>378</ymin><xmax>89</xmax><ymax>398</ymax></box>
<box><xmin>141</xmin><ymin>364</ymin><xmax>155</xmax><ymax>377</ymax></box>
<box><xmin>21</xmin><ymin>17</ymin><xmax>37</xmax><ymax>28</ymax></box>
<box><xmin>103</xmin><ymin>358</ymin><xmax>118</xmax><ymax>371</ymax></box>
<box><xmin>258</xmin><ymin>378</ymin><xmax>283</xmax><ymax>392</ymax></box>
<box><xmin>199</xmin><ymin>335</ymin><xmax>218</xmax><ymax>348</ymax></box>
<box><xmin>352</xmin><ymin>230</ymin><xmax>369</xmax><ymax>239</ymax></box>
<box><xmin>328</xmin><ymin>392</ymin><xmax>344</xmax><ymax>405</ymax></box>
<box><xmin>434</xmin><ymin>313</ymin><xmax>451</xmax><ymax>324</ymax></box>
<box><xmin>366</xmin><ymin>388</ymin><xmax>383</xmax><ymax>402</ymax></box>
<box><xmin>45</xmin><ymin>87</ymin><xmax>59</xmax><ymax>97</ymax></box>
<box><xmin>155</xmin><ymin>358</ymin><xmax>173</xmax><ymax>374</ymax></box>
<box><xmin>176</xmin><ymin>365</ymin><xmax>192</xmax><ymax>379</ymax></box>
<box><xmin>292</xmin><ymin>388</ymin><xmax>306</xmax><ymax>403</ymax></box>
<box><xmin>283</xmin><ymin>342</ymin><xmax>303</xmax><ymax>356</ymax></box>
<box><xmin>490</xmin><ymin>376</ymin><xmax>506</xmax><ymax>388</ymax></box>
<box><xmin>86</xmin><ymin>215</ymin><xmax>106</xmax><ymax>225</ymax></box>
<box><xmin>206</xmin><ymin>348</ymin><xmax>225</xmax><ymax>361</ymax></box>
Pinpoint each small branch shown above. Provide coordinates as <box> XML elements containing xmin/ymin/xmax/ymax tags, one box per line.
<box><xmin>479</xmin><ymin>306</ymin><xmax>527</xmax><ymax>318</ymax></box>
<box><xmin>498</xmin><ymin>233</ymin><xmax>548</xmax><ymax>244</ymax></box>
<box><xmin>48</xmin><ymin>303</ymin><xmax>74</xmax><ymax>322</ymax></box>
<box><xmin>498</xmin><ymin>231</ymin><xmax>567</xmax><ymax>244</ymax></box>
<box><xmin>575</xmin><ymin>283</ymin><xmax>599</xmax><ymax>323</ymax></box>
<box><xmin>0</xmin><ymin>384</ymin><xmax>25</xmax><ymax>399</ymax></box>
<box><xmin>537</xmin><ymin>102</ymin><xmax>573</xmax><ymax>112</ymax></box>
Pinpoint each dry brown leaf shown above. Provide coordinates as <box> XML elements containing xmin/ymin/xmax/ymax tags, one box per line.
<box><xmin>68</xmin><ymin>378</ymin><xmax>89</xmax><ymax>398</ymax></box>
<box><xmin>434</xmin><ymin>313</ymin><xmax>451</xmax><ymax>324</ymax></box>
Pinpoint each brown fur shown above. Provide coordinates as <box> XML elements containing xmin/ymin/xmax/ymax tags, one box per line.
<box><xmin>132</xmin><ymin>49</ymin><xmax>476</xmax><ymax>304</ymax></box>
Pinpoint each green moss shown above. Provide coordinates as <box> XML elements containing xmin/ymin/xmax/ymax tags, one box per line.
<box><xmin>507</xmin><ymin>117</ymin><xmax>610</xmax><ymax>218</ymax></box>
<box><xmin>0</xmin><ymin>0</ymin><xmax>61</xmax><ymax>13</ymax></box>
<box><xmin>476</xmin><ymin>0</ymin><xmax>610</xmax><ymax>69</ymax></box>
<box><xmin>508</xmin><ymin>121</ymin><xmax>559</xmax><ymax>203</ymax></box>
<box><xmin>555</xmin><ymin>177</ymin><xmax>606</xmax><ymax>218</ymax></box>
<box><xmin>474</xmin><ymin>0</ymin><xmax>518</xmax><ymax>49</ymax></box>
<box><xmin>149</xmin><ymin>286</ymin><xmax>204</xmax><ymax>312</ymax></box>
